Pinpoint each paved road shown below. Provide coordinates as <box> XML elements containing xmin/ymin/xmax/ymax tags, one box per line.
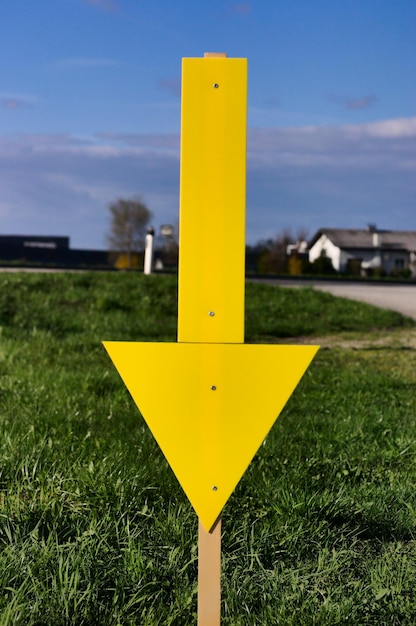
<box><xmin>252</xmin><ymin>279</ymin><xmax>416</xmax><ymax>320</ymax></box>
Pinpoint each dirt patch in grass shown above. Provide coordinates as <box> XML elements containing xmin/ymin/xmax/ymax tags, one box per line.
<box><xmin>277</xmin><ymin>328</ymin><xmax>416</xmax><ymax>351</ymax></box>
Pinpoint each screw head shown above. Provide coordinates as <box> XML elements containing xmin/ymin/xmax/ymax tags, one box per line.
<box><xmin>211</xmin><ymin>385</ymin><xmax>217</xmax><ymax>391</ymax></box>
<box><xmin>212</xmin><ymin>486</ymin><xmax>218</xmax><ymax>491</ymax></box>
<box><xmin>213</xmin><ymin>83</ymin><xmax>219</xmax><ymax>89</ymax></box>
<box><xmin>209</xmin><ymin>311</ymin><xmax>215</xmax><ymax>317</ymax></box>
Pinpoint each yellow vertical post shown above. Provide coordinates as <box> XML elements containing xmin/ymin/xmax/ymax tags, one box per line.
<box><xmin>178</xmin><ymin>54</ymin><xmax>247</xmax><ymax>345</ymax></box>
<box><xmin>178</xmin><ymin>52</ymin><xmax>247</xmax><ymax>626</ymax></box>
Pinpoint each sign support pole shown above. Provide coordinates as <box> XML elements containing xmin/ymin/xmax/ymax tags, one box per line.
<box><xmin>197</xmin><ymin>517</ymin><xmax>221</xmax><ymax>626</ymax></box>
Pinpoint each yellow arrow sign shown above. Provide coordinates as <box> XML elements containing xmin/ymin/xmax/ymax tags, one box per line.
<box><xmin>104</xmin><ymin>54</ymin><xmax>319</xmax><ymax>533</ymax></box>
<box><xmin>103</xmin><ymin>341</ymin><xmax>318</xmax><ymax>531</ymax></box>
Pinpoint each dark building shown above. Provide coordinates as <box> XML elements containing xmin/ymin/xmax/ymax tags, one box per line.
<box><xmin>0</xmin><ymin>235</ymin><xmax>111</xmax><ymax>268</ymax></box>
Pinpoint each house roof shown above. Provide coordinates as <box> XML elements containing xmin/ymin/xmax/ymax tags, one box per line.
<box><xmin>309</xmin><ymin>228</ymin><xmax>416</xmax><ymax>252</ymax></box>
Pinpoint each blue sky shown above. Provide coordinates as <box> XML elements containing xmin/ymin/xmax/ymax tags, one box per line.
<box><xmin>1</xmin><ymin>0</ymin><xmax>415</xmax><ymax>249</ymax></box>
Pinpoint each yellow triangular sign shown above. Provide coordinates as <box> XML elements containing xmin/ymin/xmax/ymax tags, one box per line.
<box><xmin>103</xmin><ymin>341</ymin><xmax>318</xmax><ymax>531</ymax></box>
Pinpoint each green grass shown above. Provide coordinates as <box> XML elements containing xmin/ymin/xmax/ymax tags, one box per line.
<box><xmin>0</xmin><ymin>272</ymin><xmax>416</xmax><ymax>624</ymax></box>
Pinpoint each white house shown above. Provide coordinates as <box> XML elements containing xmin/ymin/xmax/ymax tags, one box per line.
<box><xmin>308</xmin><ymin>226</ymin><xmax>416</xmax><ymax>276</ymax></box>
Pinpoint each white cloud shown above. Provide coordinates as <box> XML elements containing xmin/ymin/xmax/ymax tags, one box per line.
<box><xmin>0</xmin><ymin>116</ymin><xmax>415</xmax><ymax>248</ymax></box>
<box><xmin>83</xmin><ymin>0</ymin><xmax>120</xmax><ymax>13</ymax></box>
<box><xmin>47</xmin><ymin>57</ymin><xmax>121</xmax><ymax>70</ymax></box>
<box><xmin>0</xmin><ymin>133</ymin><xmax>180</xmax><ymax>248</ymax></box>
<box><xmin>353</xmin><ymin>117</ymin><xmax>416</xmax><ymax>138</ymax></box>
<box><xmin>0</xmin><ymin>92</ymin><xmax>37</xmax><ymax>110</ymax></box>
<box><xmin>226</xmin><ymin>2</ymin><xmax>251</xmax><ymax>16</ymax></box>
<box><xmin>329</xmin><ymin>94</ymin><xmax>377</xmax><ymax>111</ymax></box>
<box><xmin>158</xmin><ymin>78</ymin><xmax>181</xmax><ymax>98</ymax></box>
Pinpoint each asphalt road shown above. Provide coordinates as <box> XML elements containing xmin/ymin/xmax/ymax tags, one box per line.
<box><xmin>252</xmin><ymin>278</ymin><xmax>416</xmax><ymax>320</ymax></box>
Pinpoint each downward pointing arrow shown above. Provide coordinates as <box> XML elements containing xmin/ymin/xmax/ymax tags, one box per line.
<box><xmin>103</xmin><ymin>341</ymin><xmax>318</xmax><ymax>531</ymax></box>
<box><xmin>103</xmin><ymin>54</ymin><xmax>319</xmax><ymax>624</ymax></box>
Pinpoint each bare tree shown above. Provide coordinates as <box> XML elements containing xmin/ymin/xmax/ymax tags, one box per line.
<box><xmin>256</xmin><ymin>228</ymin><xmax>309</xmax><ymax>274</ymax></box>
<box><xmin>106</xmin><ymin>196</ymin><xmax>152</xmax><ymax>267</ymax></box>
<box><xmin>256</xmin><ymin>229</ymin><xmax>292</xmax><ymax>273</ymax></box>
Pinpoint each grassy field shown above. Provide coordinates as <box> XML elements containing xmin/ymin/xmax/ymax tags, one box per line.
<box><xmin>0</xmin><ymin>272</ymin><xmax>416</xmax><ymax>625</ymax></box>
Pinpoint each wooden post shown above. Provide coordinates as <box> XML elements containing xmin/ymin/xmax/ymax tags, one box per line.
<box><xmin>197</xmin><ymin>517</ymin><xmax>222</xmax><ymax>626</ymax></box>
